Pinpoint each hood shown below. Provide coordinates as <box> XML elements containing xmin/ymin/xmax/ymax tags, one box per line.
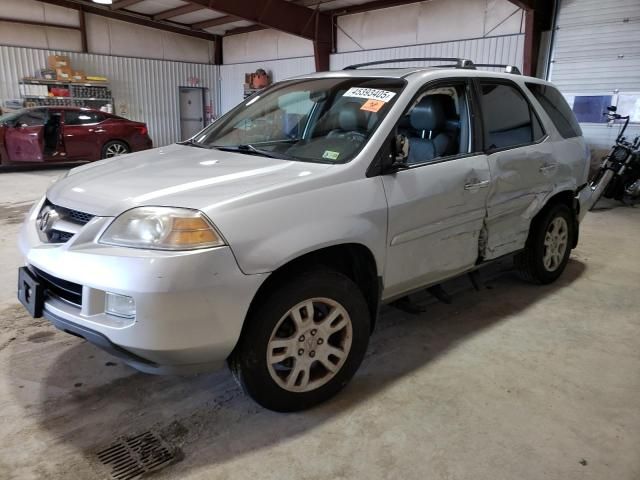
<box><xmin>47</xmin><ymin>144</ymin><xmax>332</xmax><ymax>216</ymax></box>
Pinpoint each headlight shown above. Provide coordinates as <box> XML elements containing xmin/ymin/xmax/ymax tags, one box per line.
<box><xmin>99</xmin><ymin>207</ymin><xmax>225</xmax><ymax>250</ymax></box>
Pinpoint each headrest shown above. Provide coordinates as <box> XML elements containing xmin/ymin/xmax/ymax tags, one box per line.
<box><xmin>410</xmin><ymin>95</ymin><xmax>446</xmax><ymax>131</ymax></box>
<box><xmin>338</xmin><ymin>101</ymin><xmax>368</xmax><ymax>132</ymax></box>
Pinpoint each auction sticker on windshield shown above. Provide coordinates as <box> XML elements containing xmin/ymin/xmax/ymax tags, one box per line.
<box><xmin>344</xmin><ymin>87</ymin><xmax>396</xmax><ymax>102</ymax></box>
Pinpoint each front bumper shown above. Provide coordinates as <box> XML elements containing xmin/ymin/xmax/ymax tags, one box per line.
<box><xmin>18</xmin><ymin>203</ymin><xmax>267</xmax><ymax>374</ymax></box>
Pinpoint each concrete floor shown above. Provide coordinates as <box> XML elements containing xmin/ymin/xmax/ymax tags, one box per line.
<box><xmin>0</xmin><ymin>169</ymin><xmax>638</xmax><ymax>480</ymax></box>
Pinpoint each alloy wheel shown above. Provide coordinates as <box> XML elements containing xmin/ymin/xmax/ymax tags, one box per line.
<box><xmin>105</xmin><ymin>143</ymin><xmax>128</xmax><ymax>158</ymax></box>
<box><xmin>543</xmin><ymin>217</ymin><xmax>569</xmax><ymax>272</ymax></box>
<box><xmin>266</xmin><ymin>297</ymin><xmax>353</xmax><ymax>393</ymax></box>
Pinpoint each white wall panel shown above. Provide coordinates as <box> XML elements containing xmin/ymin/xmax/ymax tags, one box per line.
<box><xmin>0</xmin><ymin>21</ymin><xmax>82</xmax><ymax>51</ymax></box>
<box><xmin>337</xmin><ymin>0</ymin><xmax>524</xmax><ymax>52</ymax></box>
<box><xmin>219</xmin><ymin>57</ymin><xmax>315</xmax><ymax>113</ymax></box>
<box><xmin>330</xmin><ymin>34</ymin><xmax>525</xmax><ymax>71</ymax></box>
<box><xmin>0</xmin><ymin>46</ymin><xmax>219</xmax><ymax>148</ymax></box>
<box><xmin>223</xmin><ymin>31</ymin><xmax>314</xmax><ymax>64</ymax></box>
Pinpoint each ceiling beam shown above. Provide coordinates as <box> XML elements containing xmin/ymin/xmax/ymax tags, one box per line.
<box><xmin>187</xmin><ymin>0</ymin><xmax>332</xmax><ymax>42</ymax></box>
<box><xmin>507</xmin><ymin>0</ymin><xmax>535</xmax><ymax>10</ymax></box>
<box><xmin>153</xmin><ymin>4</ymin><xmax>204</xmax><ymax>21</ymax></box>
<box><xmin>35</xmin><ymin>0</ymin><xmax>217</xmax><ymax>41</ymax></box>
<box><xmin>110</xmin><ymin>0</ymin><xmax>144</xmax><ymax>10</ymax></box>
<box><xmin>330</xmin><ymin>0</ymin><xmax>428</xmax><ymax>16</ymax></box>
<box><xmin>192</xmin><ymin>15</ymin><xmax>241</xmax><ymax>30</ymax></box>
<box><xmin>0</xmin><ymin>16</ymin><xmax>80</xmax><ymax>30</ymax></box>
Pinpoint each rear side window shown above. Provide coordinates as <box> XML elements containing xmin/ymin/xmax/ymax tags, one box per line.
<box><xmin>65</xmin><ymin>111</ymin><xmax>104</xmax><ymax>125</ymax></box>
<box><xmin>526</xmin><ymin>83</ymin><xmax>582</xmax><ymax>139</ymax></box>
<box><xmin>478</xmin><ymin>82</ymin><xmax>545</xmax><ymax>150</ymax></box>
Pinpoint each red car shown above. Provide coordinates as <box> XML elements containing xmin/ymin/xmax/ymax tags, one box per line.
<box><xmin>0</xmin><ymin>107</ymin><xmax>152</xmax><ymax>166</ymax></box>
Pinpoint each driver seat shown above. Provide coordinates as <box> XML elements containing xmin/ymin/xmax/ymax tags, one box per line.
<box><xmin>407</xmin><ymin>96</ymin><xmax>453</xmax><ymax>164</ymax></box>
<box><xmin>327</xmin><ymin>101</ymin><xmax>369</xmax><ymax>138</ymax></box>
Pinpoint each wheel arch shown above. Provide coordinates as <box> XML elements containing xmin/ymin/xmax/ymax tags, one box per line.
<box><xmin>536</xmin><ymin>189</ymin><xmax>580</xmax><ymax>249</ymax></box>
<box><xmin>242</xmin><ymin>243</ymin><xmax>381</xmax><ymax>338</ymax></box>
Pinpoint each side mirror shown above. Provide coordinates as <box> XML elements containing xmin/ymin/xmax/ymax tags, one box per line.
<box><xmin>388</xmin><ymin>134</ymin><xmax>409</xmax><ymax>172</ymax></box>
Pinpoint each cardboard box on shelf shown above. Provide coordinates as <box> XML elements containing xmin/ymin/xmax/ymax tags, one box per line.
<box><xmin>72</xmin><ymin>71</ymin><xmax>86</xmax><ymax>82</ymax></box>
<box><xmin>56</xmin><ymin>67</ymin><xmax>72</xmax><ymax>81</ymax></box>
<box><xmin>48</xmin><ymin>55</ymin><xmax>70</xmax><ymax>69</ymax></box>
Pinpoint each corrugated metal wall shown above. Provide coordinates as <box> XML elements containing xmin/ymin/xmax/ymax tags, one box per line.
<box><xmin>0</xmin><ymin>45</ymin><xmax>219</xmax><ymax>147</ymax></box>
<box><xmin>549</xmin><ymin>0</ymin><xmax>640</xmax><ymax>152</ymax></box>
<box><xmin>219</xmin><ymin>56</ymin><xmax>316</xmax><ymax>113</ymax></box>
<box><xmin>219</xmin><ymin>34</ymin><xmax>524</xmax><ymax>114</ymax></box>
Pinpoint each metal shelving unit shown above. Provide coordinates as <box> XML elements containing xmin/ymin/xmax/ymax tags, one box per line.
<box><xmin>19</xmin><ymin>78</ymin><xmax>113</xmax><ymax>109</ymax></box>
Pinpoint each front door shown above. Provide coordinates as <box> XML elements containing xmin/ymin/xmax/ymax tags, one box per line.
<box><xmin>382</xmin><ymin>81</ymin><xmax>491</xmax><ymax>299</ymax></box>
<box><xmin>179</xmin><ymin>87</ymin><xmax>205</xmax><ymax>140</ymax></box>
<box><xmin>476</xmin><ymin>80</ymin><xmax>553</xmax><ymax>260</ymax></box>
<box><xmin>4</xmin><ymin>109</ymin><xmax>47</xmax><ymax>163</ymax></box>
<box><xmin>62</xmin><ymin>110</ymin><xmax>106</xmax><ymax>160</ymax></box>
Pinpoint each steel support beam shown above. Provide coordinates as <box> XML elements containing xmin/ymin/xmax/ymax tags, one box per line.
<box><xmin>110</xmin><ymin>0</ymin><xmax>144</xmax><ymax>10</ymax></box>
<box><xmin>154</xmin><ymin>4</ymin><xmax>204</xmax><ymax>21</ymax></box>
<box><xmin>79</xmin><ymin>8</ymin><xmax>88</xmax><ymax>53</ymax></box>
<box><xmin>188</xmin><ymin>0</ymin><xmax>332</xmax><ymax>71</ymax></box>
<box><xmin>192</xmin><ymin>15</ymin><xmax>241</xmax><ymax>30</ymax></box>
<box><xmin>214</xmin><ymin>35</ymin><xmax>223</xmax><ymax>65</ymax></box>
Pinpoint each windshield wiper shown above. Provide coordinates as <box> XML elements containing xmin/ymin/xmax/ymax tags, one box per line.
<box><xmin>178</xmin><ymin>138</ymin><xmax>209</xmax><ymax>149</ymax></box>
<box><xmin>212</xmin><ymin>144</ymin><xmax>296</xmax><ymax>161</ymax></box>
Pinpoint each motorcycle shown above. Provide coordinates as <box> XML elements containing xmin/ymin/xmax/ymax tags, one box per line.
<box><xmin>587</xmin><ymin>106</ymin><xmax>640</xmax><ymax>210</ymax></box>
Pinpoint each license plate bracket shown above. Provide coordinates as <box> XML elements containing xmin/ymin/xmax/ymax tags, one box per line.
<box><xmin>18</xmin><ymin>267</ymin><xmax>44</xmax><ymax>318</ymax></box>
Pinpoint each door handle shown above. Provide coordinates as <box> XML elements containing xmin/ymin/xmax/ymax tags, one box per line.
<box><xmin>464</xmin><ymin>180</ymin><xmax>490</xmax><ymax>190</ymax></box>
<box><xmin>539</xmin><ymin>163</ymin><xmax>558</xmax><ymax>173</ymax></box>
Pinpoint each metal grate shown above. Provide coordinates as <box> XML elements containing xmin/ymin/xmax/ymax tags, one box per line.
<box><xmin>97</xmin><ymin>431</ymin><xmax>180</xmax><ymax>480</ymax></box>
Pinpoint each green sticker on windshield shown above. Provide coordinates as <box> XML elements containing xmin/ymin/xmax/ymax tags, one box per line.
<box><xmin>322</xmin><ymin>150</ymin><xmax>340</xmax><ymax>160</ymax></box>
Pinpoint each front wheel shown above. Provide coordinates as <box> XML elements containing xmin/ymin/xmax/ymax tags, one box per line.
<box><xmin>229</xmin><ymin>270</ymin><xmax>370</xmax><ymax>412</ymax></box>
<box><xmin>515</xmin><ymin>203</ymin><xmax>574</xmax><ymax>284</ymax></box>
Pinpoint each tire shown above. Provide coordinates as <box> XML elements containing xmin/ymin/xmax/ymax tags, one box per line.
<box><xmin>229</xmin><ymin>269</ymin><xmax>370</xmax><ymax>412</ymax></box>
<box><xmin>515</xmin><ymin>203</ymin><xmax>574</xmax><ymax>284</ymax></box>
<box><xmin>101</xmin><ymin>140</ymin><xmax>130</xmax><ymax>159</ymax></box>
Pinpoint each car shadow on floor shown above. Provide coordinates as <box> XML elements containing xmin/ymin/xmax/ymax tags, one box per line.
<box><xmin>7</xmin><ymin>259</ymin><xmax>586</xmax><ymax>477</ymax></box>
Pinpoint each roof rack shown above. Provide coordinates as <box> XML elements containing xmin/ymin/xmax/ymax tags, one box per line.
<box><xmin>343</xmin><ymin>58</ymin><xmax>476</xmax><ymax>70</ymax></box>
<box><xmin>342</xmin><ymin>58</ymin><xmax>522</xmax><ymax>75</ymax></box>
<box><xmin>474</xmin><ymin>63</ymin><xmax>522</xmax><ymax>75</ymax></box>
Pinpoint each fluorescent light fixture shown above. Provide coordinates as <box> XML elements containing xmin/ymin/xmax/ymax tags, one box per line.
<box><xmin>92</xmin><ymin>0</ymin><xmax>113</xmax><ymax>4</ymax></box>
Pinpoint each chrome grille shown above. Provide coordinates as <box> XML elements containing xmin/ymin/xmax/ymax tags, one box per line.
<box><xmin>38</xmin><ymin>200</ymin><xmax>94</xmax><ymax>244</ymax></box>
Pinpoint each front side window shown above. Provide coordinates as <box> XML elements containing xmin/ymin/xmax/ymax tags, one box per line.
<box><xmin>14</xmin><ymin>109</ymin><xmax>48</xmax><ymax>127</ymax></box>
<box><xmin>526</xmin><ymin>83</ymin><xmax>583</xmax><ymax>138</ymax></box>
<box><xmin>479</xmin><ymin>82</ymin><xmax>545</xmax><ymax>150</ymax></box>
<box><xmin>192</xmin><ymin>77</ymin><xmax>406</xmax><ymax>164</ymax></box>
<box><xmin>65</xmin><ymin>110</ymin><xmax>104</xmax><ymax>125</ymax></box>
<box><xmin>398</xmin><ymin>84</ymin><xmax>471</xmax><ymax>165</ymax></box>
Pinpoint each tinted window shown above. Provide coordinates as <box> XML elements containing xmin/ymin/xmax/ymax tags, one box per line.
<box><xmin>527</xmin><ymin>83</ymin><xmax>582</xmax><ymax>138</ymax></box>
<box><xmin>15</xmin><ymin>109</ymin><xmax>48</xmax><ymax>127</ymax></box>
<box><xmin>65</xmin><ymin>111</ymin><xmax>104</xmax><ymax>125</ymax></box>
<box><xmin>479</xmin><ymin>82</ymin><xmax>545</xmax><ymax>150</ymax></box>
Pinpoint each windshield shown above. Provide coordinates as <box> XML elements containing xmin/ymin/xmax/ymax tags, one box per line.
<box><xmin>192</xmin><ymin>77</ymin><xmax>406</xmax><ymax>163</ymax></box>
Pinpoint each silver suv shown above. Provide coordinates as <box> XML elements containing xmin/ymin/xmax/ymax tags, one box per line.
<box><xmin>18</xmin><ymin>59</ymin><xmax>590</xmax><ymax>412</ymax></box>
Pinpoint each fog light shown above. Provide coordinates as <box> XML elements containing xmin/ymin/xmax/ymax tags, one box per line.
<box><xmin>105</xmin><ymin>292</ymin><xmax>136</xmax><ymax>319</ymax></box>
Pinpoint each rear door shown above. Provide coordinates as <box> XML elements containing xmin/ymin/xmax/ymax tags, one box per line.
<box><xmin>4</xmin><ymin>109</ymin><xmax>47</xmax><ymax>163</ymax></box>
<box><xmin>476</xmin><ymin>79</ymin><xmax>552</xmax><ymax>260</ymax></box>
<box><xmin>381</xmin><ymin>80</ymin><xmax>491</xmax><ymax>299</ymax></box>
<box><xmin>63</xmin><ymin>110</ymin><xmax>107</xmax><ymax>160</ymax></box>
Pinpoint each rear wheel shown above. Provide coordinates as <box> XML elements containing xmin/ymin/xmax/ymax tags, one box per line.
<box><xmin>229</xmin><ymin>270</ymin><xmax>370</xmax><ymax>412</ymax></box>
<box><xmin>515</xmin><ymin>203</ymin><xmax>574</xmax><ymax>284</ymax></box>
<box><xmin>101</xmin><ymin>140</ymin><xmax>129</xmax><ymax>159</ymax></box>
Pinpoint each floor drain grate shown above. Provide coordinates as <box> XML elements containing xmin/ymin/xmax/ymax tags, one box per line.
<box><xmin>97</xmin><ymin>430</ymin><xmax>181</xmax><ymax>480</ymax></box>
